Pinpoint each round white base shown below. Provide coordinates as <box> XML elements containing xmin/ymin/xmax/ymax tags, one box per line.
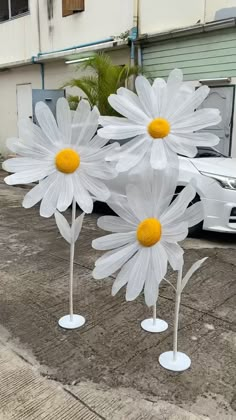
<box><xmin>159</xmin><ymin>351</ymin><xmax>191</xmax><ymax>372</ymax></box>
<box><xmin>141</xmin><ymin>318</ymin><xmax>168</xmax><ymax>333</ymax></box>
<box><xmin>58</xmin><ymin>314</ymin><xmax>86</xmax><ymax>330</ymax></box>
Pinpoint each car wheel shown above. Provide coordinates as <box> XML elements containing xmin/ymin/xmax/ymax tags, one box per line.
<box><xmin>188</xmin><ymin>194</ymin><xmax>203</xmax><ymax>237</ymax></box>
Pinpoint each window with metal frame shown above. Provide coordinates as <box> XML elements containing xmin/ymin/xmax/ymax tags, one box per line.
<box><xmin>0</xmin><ymin>0</ymin><xmax>28</xmax><ymax>22</ymax></box>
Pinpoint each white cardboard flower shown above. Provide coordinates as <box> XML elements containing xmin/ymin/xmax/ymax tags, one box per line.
<box><xmin>3</xmin><ymin>98</ymin><xmax>118</xmax><ymax>217</ymax></box>
<box><xmin>92</xmin><ymin>167</ymin><xmax>203</xmax><ymax>306</ymax></box>
<box><xmin>98</xmin><ymin>69</ymin><xmax>221</xmax><ymax>171</ymax></box>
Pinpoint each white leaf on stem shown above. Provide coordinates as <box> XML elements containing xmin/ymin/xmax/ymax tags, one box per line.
<box><xmin>180</xmin><ymin>257</ymin><xmax>208</xmax><ymax>292</ymax></box>
<box><xmin>72</xmin><ymin>212</ymin><xmax>85</xmax><ymax>243</ymax></box>
<box><xmin>55</xmin><ymin>211</ymin><xmax>72</xmax><ymax>244</ymax></box>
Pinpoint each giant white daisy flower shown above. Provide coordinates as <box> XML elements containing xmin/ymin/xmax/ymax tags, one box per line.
<box><xmin>98</xmin><ymin>69</ymin><xmax>221</xmax><ymax>171</ymax></box>
<box><xmin>3</xmin><ymin>98</ymin><xmax>118</xmax><ymax>217</ymax></box>
<box><xmin>92</xmin><ymin>167</ymin><xmax>203</xmax><ymax>306</ymax></box>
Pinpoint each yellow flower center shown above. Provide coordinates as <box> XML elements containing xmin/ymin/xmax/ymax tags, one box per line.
<box><xmin>148</xmin><ymin>118</ymin><xmax>170</xmax><ymax>139</ymax></box>
<box><xmin>55</xmin><ymin>148</ymin><xmax>80</xmax><ymax>174</ymax></box>
<box><xmin>137</xmin><ymin>218</ymin><xmax>162</xmax><ymax>247</ymax></box>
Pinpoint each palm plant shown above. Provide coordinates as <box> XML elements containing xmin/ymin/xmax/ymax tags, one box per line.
<box><xmin>64</xmin><ymin>53</ymin><xmax>142</xmax><ymax>116</ymax></box>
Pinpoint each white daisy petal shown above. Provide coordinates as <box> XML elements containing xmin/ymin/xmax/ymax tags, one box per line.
<box><xmin>40</xmin><ymin>174</ymin><xmax>61</xmax><ymax>218</ymax></box>
<box><xmin>177</xmin><ymin>132</ymin><xmax>220</xmax><ymax>147</ymax></box>
<box><xmin>167</xmin><ymin>68</ymin><xmax>183</xmax><ymax>87</ymax></box>
<box><xmin>144</xmin><ymin>265</ymin><xmax>159</xmax><ymax>307</ymax></box>
<box><xmin>57</xmin><ymin>175</ymin><xmax>74</xmax><ymax>212</ymax></box>
<box><xmin>76</xmin><ymin>106</ymin><xmax>99</xmax><ymax>146</ymax></box>
<box><xmin>97</xmin><ymin>216</ymin><xmax>135</xmax><ymax>233</ymax></box>
<box><xmin>81</xmin><ymin>162</ymin><xmax>117</xmax><ymax>180</ymax></box>
<box><xmin>3</xmin><ymin>157</ymin><xmax>52</xmax><ymax>173</ymax></box>
<box><xmin>152</xmin><ymin>153</ymin><xmax>179</xmax><ymax>217</ymax></box>
<box><xmin>35</xmin><ymin>102</ymin><xmax>62</xmax><ymax>144</ymax></box>
<box><xmin>4</xmin><ymin>166</ymin><xmax>54</xmax><ymax>185</ymax></box>
<box><xmin>107</xmin><ymin>194</ymin><xmax>139</xmax><ymax>225</ymax></box>
<box><xmin>99</xmin><ymin>116</ymin><xmax>131</xmax><ymax>127</ymax></box>
<box><xmin>112</xmin><ymin>252</ymin><xmax>139</xmax><ymax>296</ymax></box>
<box><xmin>117</xmin><ymin>134</ymin><xmax>149</xmax><ymax>154</ymax></box>
<box><xmin>92</xmin><ymin>231</ymin><xmax>136</xmax><ymax>250</ymax></box>
<box><xmin>170</xmin><ymin>85</ymin><xmax>210</xmax><ymax>122</ymax></box>
<box><xmin>135</xmin><ymin>75</ymin><xmax>156</xmax><ymax>118</ymax></box>
<box><xmin>160</xmin><ymin>184</ymin><xmax>196</xmax><ymax>225</ymax></box>
<box><xmin>108</xmin><ymin>94</ymin><xmax>149</xmax><ymax>125</ymax></box>
<box><xmin>79</xmin><ymin>173</ymin><xmax>110</xmax><ymax>201</ymax></box>
<box><xmin>167</xmin><ymin>134</ymin><xmax>198</xmax><ymax>157</ymax></box>
<box><xmin>95</xmin><ymin>244</ymin><xmax>128</xmax><ymax>266</ymax></box>
<box><xmin>56</xmin><ymin>97</ymin><xmax>72</xmax><ymax>143</ymax></box>
<box><xmin>81</xmin><ymin>142</ymin><xmax>118</xmax><ymax>162</ymax></box>
<box><xmin>22</xmin><ymin>173</ymin><xmax>57</xmax><ymax>208</ymax></box>
<box><xmin>151</xmin><ymin>243</ymin><xmax>168</xmax><ymax>284</ymax></box>
<box><xmin>116</xmin><ymin>137</ymin><xmax>150</xmax><ymax>172</ymax></box>
<box><xmin>126</xmin><ymin>184</ymin><xmax>151</xmax><ymax>220</ymax></box>
<box><xmin>161</xmin><ymin>221</ymin><xmax>188</xmax><ymax>242</ymax></box>
<box><xmin>126</xmin><ymin>247</ymin><xmax>150</xmax><ymax>301</ymax></box>
<box><xmin>161</xmin><ymin>242</ymin><xmax>184</xmax><ymax>271</ymax></box>
<box><xmin>152</xmin><ymin>78</ymin><xmax>166</xmax><ymax>116</ymax></box>
<box><xmin>72</xmin><ymin>100</ymin><xmax>91</xmax><ymax>144</ymax></box>
<box><xmin>117</xmin><ymin>87</ymin><xmax>143</xmax><ymax>109</ymax></box>
<box><xmin>73</xmin><ymin>174</ymin><xmax>93</xmax><ymax>214</ymax></box>
<box><xmin>177</xmin><ymin>202</ymin><xmax>204</xmax><ymax>228</ymax></box>
<box><xmin>92</xmin><ymin>242</ymin><xmax>139</xmax><ymax>279</ymax></box>
<box><xmin>172</xmin><ymin>109</ymin><xmax>221</xmax><ymax>133</ymax></box>
<box><xmin>89</xmin><ymin>134</ymin><xmax>109</xmax><ymax>149</ymax></box>
<box><xmin>98</xmin><ymin>123</ymin><xmax>146</xmax><ymax>140</ymax></box>
<box><xmin>6</xmin><ymin>137</ymin><xmax>54</xmax><ymax>158</ymax></box>
<box><xmin>150</xmin><ymin>140</ymin><xmax>167</xmax><ymax>170</ymax></box>
<box><xmin>162</xmin><ymin>69</ymin><xmax>183</xmax><ymax>117</ymax></box>
<box><xmin>18</xmin><ymin>119</ymin><xmax>52</xmax><ymax>149</ymax></box>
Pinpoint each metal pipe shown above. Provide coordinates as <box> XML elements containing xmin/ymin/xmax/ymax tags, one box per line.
<box><xmin>36</xmin><ymin>0</ymin><xmax>41</xmax><ymax>53</ymax></box>
<box><xmin>40</xmin><ymin>63</ymin><xmax>45</xmax><ymax>89</ymax></box>
<box><xmin>37</xmin><ymin>37</ymin><xmax>114</xmax><ymax>57</ymax></box>
<box><xmin>129</xmin><ymin>0</ymin><xmax>139</xmax><ymax>90</ymax></box>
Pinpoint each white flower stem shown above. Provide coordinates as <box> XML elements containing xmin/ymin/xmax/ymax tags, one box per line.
<box><xmin>153</xmin><ymin>304</ymin><xmax>156</xmax><ymax>326</ymax></box>
<box><xmin>173</xmin><ymin>268</ymin><xmax>182</xmax><ymax>361</ymax></box>
<box><xmin>69</xmin><ymin>199</ymin><xmax>76</xmax><ymax>322</ymax></box>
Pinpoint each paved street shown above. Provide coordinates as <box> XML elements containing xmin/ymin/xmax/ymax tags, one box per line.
<box><xmin>0</xmin><ymin>173</ymin><xmax>235</xmax><ymax>419</ymax></box>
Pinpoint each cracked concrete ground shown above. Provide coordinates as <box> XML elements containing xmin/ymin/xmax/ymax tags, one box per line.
<box><xmin>0</xmin><ymin>172</ymin><xmax>235</xmax><ymax>419</ymax></box>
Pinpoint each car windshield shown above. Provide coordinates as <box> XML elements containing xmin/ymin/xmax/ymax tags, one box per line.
<box><xmin>195</xmin><ymin>147</ymin><xmax>227</xmax><ymax>158</ymax></box>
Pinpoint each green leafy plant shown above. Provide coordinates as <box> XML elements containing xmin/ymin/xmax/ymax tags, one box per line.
<box><xmin>64</xmin><ymin>53</ymin><xmax>142</xmax><ymax>115</ymax></box>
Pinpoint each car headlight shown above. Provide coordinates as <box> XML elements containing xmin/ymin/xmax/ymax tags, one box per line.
<box><xmin>201</xmin><ymin>172</ymin><xmax>236</xmax><ymax>190</ymax></box>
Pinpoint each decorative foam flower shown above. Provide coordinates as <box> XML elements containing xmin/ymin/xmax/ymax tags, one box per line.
<box><xmin>3</xmin><ymin>98</ymin><xmax>118</xmax><ymax>217</ymax></box>
<box><xmin>92</xmin><ymin>167</ymin><xmax>203</xmax><ymax>306</ymax></box>
<box><xmin>98</xmin><ymin>69</ymin><xmax>221</xmax><ymax>171</ymax></box>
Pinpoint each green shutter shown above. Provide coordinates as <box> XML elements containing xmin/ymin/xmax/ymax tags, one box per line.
<box><xmin>142</xmin><ymin>28</ymin><xmax>236</xmax><ymax>80</ymax></box>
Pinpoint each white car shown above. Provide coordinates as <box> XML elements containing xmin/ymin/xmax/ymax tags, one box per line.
<box><xmin>105</xmin><ymin>148</ymin><xmax>236</xmax><ymax>235</ymax></box>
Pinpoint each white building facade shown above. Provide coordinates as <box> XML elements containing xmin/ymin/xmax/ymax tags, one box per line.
<box><xmin>0</xmin><ymin>0</ymin><xmax>236</xmax><ymax>156</ymax></box>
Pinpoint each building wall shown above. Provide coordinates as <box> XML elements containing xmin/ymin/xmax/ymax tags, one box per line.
<box><xmin>1</xmin><ymin>0</ymin><xmax>236</xmax><ymax>66</ymax></box>
<box><xmin>0</xmin><ymin>13</ymin><xmax>39</xmax><ymax>66</ymax></box>
<box><xmin>38</xmin><ymin>0</ymin><xmax>133</xmax><ymax>53</ymax></box>
<box><xmin>139</xmin><ymin>0</ymin><xmax>236</xmax><ymax>35</ymax></box>
<box><xmin>0</xmin><ymin>0</ymin><xmax>134</xmax><ymax>66</ymax></box>
<box><xmin>142</xmin><ymin>28</ymin><xmax>236</xmax><ymax>80</ymax></box>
